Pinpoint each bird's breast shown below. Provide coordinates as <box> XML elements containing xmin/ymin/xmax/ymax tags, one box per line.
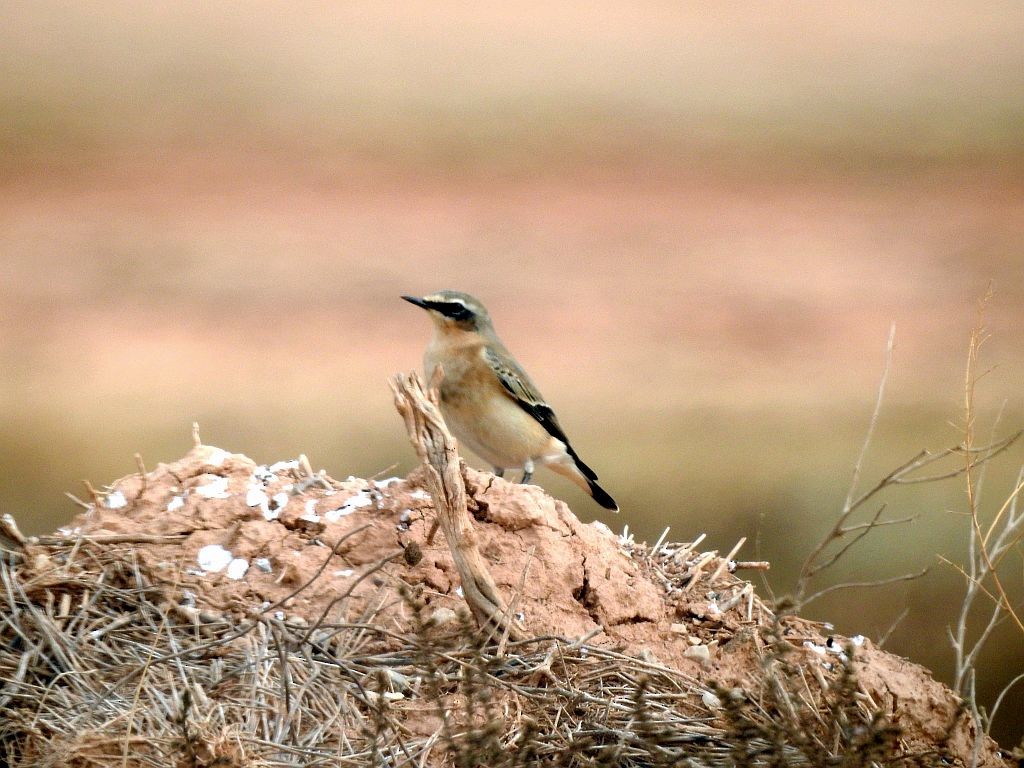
<box><xmin>422</xmin><ymin>342</ymin><xmax>549</xmax><ymax>466</ymax></box>
<box><xmin>424</xmin><ymin>342</ymin><xmax>484</xmax><ymax>395</ymax></box>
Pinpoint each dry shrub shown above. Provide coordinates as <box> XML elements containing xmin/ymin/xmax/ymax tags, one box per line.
<box><xmin>0</xmin><ymin>532</ymin><xmax>964</xmax><ymax>768</ymax></box>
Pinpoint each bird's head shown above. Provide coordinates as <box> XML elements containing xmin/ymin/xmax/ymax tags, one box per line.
<box><xmin>402</xmin><ymin>290</ymin><xmax>492</xmax><ymax>335</ymax></box>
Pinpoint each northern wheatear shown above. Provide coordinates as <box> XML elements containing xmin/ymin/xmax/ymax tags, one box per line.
<box><xmin>402</xmin><ymin>290</ymin><xmax>618</xmax><ymax>511</ymax></box>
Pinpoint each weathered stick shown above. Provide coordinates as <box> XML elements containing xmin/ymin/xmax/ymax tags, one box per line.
<box><xmin>0</xmin><ymin>514</ymin><xmax>26</xmax><ymax>560</ymax></box>
<box><xmin>389</xmin><ymin>369</ymin><xmax>523</xmax><ymax>641</ymax></box>
<box><xmin>36</xmin><ymin>533</ymin><xmax>187</xmax><ymax>546</ymax></box>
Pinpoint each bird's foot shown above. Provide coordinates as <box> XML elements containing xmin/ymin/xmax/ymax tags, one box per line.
<box><xmin>493</xmin><ymin>467</ymin><xmax>505</xmax><ymax>478</ymax></box>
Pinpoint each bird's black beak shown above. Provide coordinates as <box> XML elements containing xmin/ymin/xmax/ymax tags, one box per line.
<box><xmin>401</xmin><ymin>295</ymin><xmax>429</xmax><ymax>310</ymax></box>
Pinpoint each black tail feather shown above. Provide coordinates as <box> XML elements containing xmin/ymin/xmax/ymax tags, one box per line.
<box><xmin>586</xmin><ymin>477</ymin><xmax>618</xmax><ymax>512</ymax></box>
<box><xmin>566</xmin><ymin>445</ymin><xmax>617</xmax><ymax>511</ymax></box>
<box><xmin>564</xmin><ymin>444</ymin><xmax>597</xmax><ymax>482</ymax></box>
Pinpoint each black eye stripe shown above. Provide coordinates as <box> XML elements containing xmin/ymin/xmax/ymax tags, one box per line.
<box><xmin>426</xmin><ymin>300</ymin><xmax>474</xmax><ymax>320</ymax></box>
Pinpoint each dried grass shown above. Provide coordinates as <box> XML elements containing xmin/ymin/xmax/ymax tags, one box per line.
<box><xmin>0</xmin><ymin>530</ymin><xmax>957</xmax><ymax>768</ymax></box>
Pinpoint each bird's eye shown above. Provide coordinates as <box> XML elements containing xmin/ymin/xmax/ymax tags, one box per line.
<box><xmin>447</xmin><ymin>305</ymin><xmax>473</xmax><ymax>321</ymax></box>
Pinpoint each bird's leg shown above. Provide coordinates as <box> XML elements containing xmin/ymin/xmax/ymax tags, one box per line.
<box><xmin>493</xmin><ymin>467</ymin><xmax>505</xmax><ymax>478</ymax></box>
<box><xmin>520</xmin><ymin>459</ymin><xmax>535</xmax><ymax>485</ymax></box>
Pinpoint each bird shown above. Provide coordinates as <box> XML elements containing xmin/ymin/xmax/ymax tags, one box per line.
<box><xmin>402</xmin><ymin>290</ymin><xmax>618</xmax><ymax>511</ymax></box>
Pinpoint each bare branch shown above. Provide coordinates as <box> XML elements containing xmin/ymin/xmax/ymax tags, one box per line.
<box><xmin>987</xmin><ymin>671</ymin><xmax>1024</xmax><ymax>736</ymax></box>
<box><xmin>793</xmin><ymin>315</ymin><xmax>1021</xmax><ymax>614</ymax></box>
<box><xmin>792</xmin><ymin>325</ymin><xmax>942</xmax><ymax>609</ymax></box>
<box><xmin>800</xmin><ymin>567</ymin><xmax>929</xmax><ymax>608</ymax></box>
<box><xmin>801</xmin><ymin>505</ymin><xmax>890</xmax><ymax>581</ymax></box>
<box><xmin>843</xmin><ymin>322</ymin><xmax>895</xmax><ymax>515</ymax></box>
<box><xmin>876</xmin><ymin>607</ymin><xmax>909</xmax><ymax>648</ymax></box>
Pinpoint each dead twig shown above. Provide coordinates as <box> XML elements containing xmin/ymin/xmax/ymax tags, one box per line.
<box><xmin>35</xmin><ymin>533</ymin><xmax>188</xmax><ymax>546</ymax></box>
<box><xmin>799</xmin><ymin>567</ymin><xmax>930</xmax><ymax>607</ymax></box>
<box><xmin>134</xmin><ymin>452</ymin><xmax>148</xmax><ymax>497</ymax></box>
<box><xmin>0</xmin><ymin>514</ymin><xmax>27</xmax><ymax>557</ymax></box>
<box><xmin>390</xmin><ymin>369</ymin><xmax>523</xmax><ymax>642</ymax></box>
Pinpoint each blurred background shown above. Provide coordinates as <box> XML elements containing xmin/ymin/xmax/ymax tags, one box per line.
<box><xmin>1</xmin><ymin>0</ymin><xmax>1022</xmax><ymax>745</ymax></box>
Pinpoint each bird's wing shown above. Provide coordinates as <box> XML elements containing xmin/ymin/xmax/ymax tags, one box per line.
<box><xmin>483</xmin><ymin>346</ymin><xmax>599</xmax><ymax>481</ymax></box>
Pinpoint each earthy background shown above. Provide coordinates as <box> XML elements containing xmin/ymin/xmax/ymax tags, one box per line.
<box><xmin>1</xmin><ymin>0</ymin><xmax>1022</xmax><ymax>746</ymax></box>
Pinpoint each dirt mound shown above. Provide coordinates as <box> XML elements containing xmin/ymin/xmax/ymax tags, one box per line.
<box><xmin>0</xmin><ymin>440</ymin><xmax>1008</xmax><ymax>766</ymax></box>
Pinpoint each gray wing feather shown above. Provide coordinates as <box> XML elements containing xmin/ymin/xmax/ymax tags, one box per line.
<box><xmin>483</xmin><ymin>346</ymin><xmax>599</xmax><ymax>482</ymax></box>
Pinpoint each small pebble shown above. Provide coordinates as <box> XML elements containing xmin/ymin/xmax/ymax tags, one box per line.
<box><xmin>252</xmin><ymin>466</ymin><xmax>275</xmax><ymax>484</ymax></box>
<box><xmin>300</xmin><ymin>500</ymin><xmax>321</xmax><ymax>523</ymax></box>
<box><xmin>197</xmin><ymin>544</ymin><xmax>233</xmax><ymax>573</ymax></box>
<box><xmin>195</xmin><ymin>477</ymin><xmax>231</xmax><ymax>499</ymax></box>
<box><xmin>226</xmin><ymin>558</ymin><xmax>249</xmax><ymax>580</ymax></box>
<box><xmin>105</xmin><ymin>491</ymin><xmax>127</xmax><ymax>509</ymax></box>
<box><xmin>701</xmin><ymin>691</ymin><xmax>722</xmax><ymax>710</ymax></box>
<box><xmin>383</xmin><ymin>669</ymin><xmax>413</xmax><ymax>690</ymax></box>
<box><xmin>403</xmin><ymin>541</ymin><xmax>423</xmax><ymax>566</ymax></box>
<box><xmin>246</xmin><ymin>488</ymin><xmax>268</xmax><ymax>507</ymax></box>
<box><xmin>365</xmin><ymin>690</ymin><xmax>405</xmax><ymax>704</ymax></box>
<box><xmin>684</xmin><ymin>644</ymin><xmax>710</xmax><ymax>664</ymax></box>
<box><xmin>204</xmin><ymin>448</ymin><xmax>229</xmax><ymax>467</ymax></box>
<box><xmin>429</xmin><ymin>607</ymin><xmax>457</xmax><ymax>627</ymax></box>
<box><xmin>803</xmin><ymin>641</ymin><xmax>827</xmax><ymax>656</ymax></box>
